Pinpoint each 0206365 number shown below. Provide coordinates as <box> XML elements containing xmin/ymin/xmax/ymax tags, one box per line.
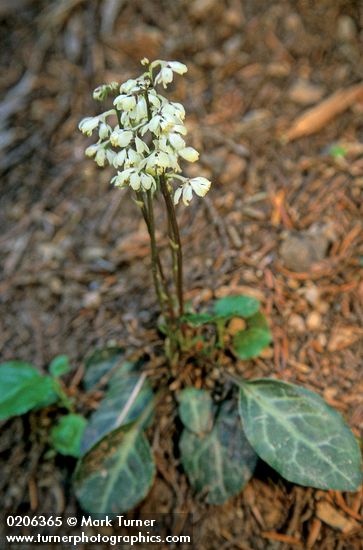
<box><xmin>6</xmin><ymin>516</ymin><xmax>62</xmax><ymax>527</ymax></box>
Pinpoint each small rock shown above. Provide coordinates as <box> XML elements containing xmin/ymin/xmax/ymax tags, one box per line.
<box><xmin>337</xmin><ymin>15</ymin><xmax>357</xmax><ymax>42</ymax></box>
<box><xmin>306</xmin><ymin>311</ymin><xmax>322</xmax><ymax>331</ymax></box>
<box><xmin>83</xmin><ymin>291</ymin><xmax>101</xmax><ymax>309</ymax></box>
<box><xmin>288</xmin><ymin>79</ymin><xmax>325</xmax><ymax>105</ymax></box>
<box><xmin>279</xmin><ymin>225</ymin><xmax>334</xmax><ymax>272</ymax></box>
<box><xmin>288</xmin><ymin>313</ymin><xmax>306</xmax><ymax>333</ymax></box>
<box><xmin>81</xmin><ymin>246</ymin><xmax>107</xmax><ymax>262</ymax></box>
<box><xmin>49</xmin><ymin>277</ymin><xmax>63</xmax><ymax>295</ymax></box>
<box><xmin>304</xmin><ymin>284</ymin><xmax>320</xmax><ymax>306</ymax></box>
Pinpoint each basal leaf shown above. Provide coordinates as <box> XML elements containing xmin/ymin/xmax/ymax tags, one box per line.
<box><xmin>0</xmin><ymin>361</ymin><xmax>58</xmax><ymax>420</ymax></box>
<box><xmin>214</xmin><ymin>295</ymin><xmax>260</xmax><ymax>319</ymax></box>
<box><xmin>80</xmin><ymin>362</ymin><xmax>153</xmax><ymax>454</ymax></box>
<box><xmin>49</xmin><ymin>355</ymin><xmax>71</xmax><ymax>377</ymax></box>
<box><xmin>84</xmin><ymin>347</ymin><xmax>124</xmax><ymax>390</ymax></box>
<box><xmin>180</xmin><ymin>400</ymin><xmax>258</xmax><ymax>504</ymax></box>
<box><xmin>74</xmin><ymin>423</ymin><xmax>155</xmax><ymax>514</ymax></box>
<box><xmin>178</xmin><ymin>388</ymin><xmax>213</xmax><ymax>434</ymax></box>
<box><xmin>233</xmin><ymin>326</ymin><xmax>272</xmax><ymax>360</ymax></box>
<box><xmin>238</xmin><ymin>379</ymin><xmax>362</xmax><ymax>491</ymax></box>
<box><xmin>50</xmin><ymin>414</ymin><xmax>87</xmax><ymax>458</ymax></box>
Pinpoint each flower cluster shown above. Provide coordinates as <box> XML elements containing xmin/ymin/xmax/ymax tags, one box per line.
<box><xmin>78</xmin><ymin>59</ymin><xmax>211</xmax><ymax>205</ymax></box>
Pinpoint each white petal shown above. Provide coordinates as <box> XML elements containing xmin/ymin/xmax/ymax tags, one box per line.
<box><xmin>95</xmin><ymin>148</ymin><xmax>106</xmax><ymax>167</ymax></box>
<box><xmin>182</xmin><ymin>184</ymin><xmax>193</xmax><ymax>205</ymax></box>
<box><xmin>135</xmin><ymin>136</ymin><xmax>149</xmax><ymax>154</ymax></box>
<box><xmin>98</xmin><ymin>122</ymin><xmax>109</xmax><ymax>140</ymax></box>
<box><xmin>130</xmin><ymin>172</ymin><xmax>141</xmax><ymax>190</ymax></box>
<box><xmin>173</xmin><ymin>187</ymin><xmax>183</xmax><ymax>205</ymax></box>
<box><xmin>148</xmin><ymin>115</ymin><xmax>162</xmax><ymax>134</ymax></box>
<box><xmin>85</xmin><ymin>144</ymin><xmax>98</xmax><ymax>157</ymax></box>
<box><xmin>168</xmin><ymin>61</ymin><xmax>188</xmax><ymax>75</ymax></box>
<box><xmin>113</xmin><ymin>149</ymin><xmax>127</xmax><ymax>168</ymax></box>
<box><xmin>179</xmin><ymin>147</ymin><xmax>199</xmax><ymax>162</ymax></box>
<box><xmin>106</xmin><ymin>149</ymin><xmax>116</xmax><ymax>164</ymax></box>
<box><xmin>79</xmin><ymin>116</ymin><xmax>99</xmax><ymax>136</ymax></box>
<box><xmin>190</xmin><ymin>177</ymin><xmax>211</xmax><ymax>197</ymax></box>
<box><xmin>169</xmin><ymin>133</ymin><xmax>185</xmax><ymax>150</ymax></box>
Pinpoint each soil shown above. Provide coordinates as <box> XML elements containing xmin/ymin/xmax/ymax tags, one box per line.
<box><xmin>0</xmin><ymin>1</ymin><xmax>362</xmax><ymax>548</ymax></box>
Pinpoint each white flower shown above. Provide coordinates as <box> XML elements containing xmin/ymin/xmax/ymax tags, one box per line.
<box><xmin>95</xmin><ymin>148</ymin><xmax>106</xmax><ymax>167</ymax></box>
<box><xmin>190</xmin><ymin>177</ymin><xmax>211</xmax><ymax>196</ymax></box>
<box><xmin>155</xmin><ymin>67</ymin><xmax>173</xmax><ymax>88</ymax></box>
<box><xmin>106</xmin><ymin>149</ymin><xmax>116</xmax><ymax>165</ymax></box>
<box><xmin>167</xmin><ymin>61</ymin><xmax>187</xmax><ymax>75</ymax></box>
<box><xmin>110</xmin><ymin>129</ymin><xmax>133</xmax><ymax>147</ymax></box>
<box><xmin>98</xmin><ymin>122</ymin><xmax>110</xmax><ymax>140</ymax></box>
<box><xmin>120</xmin><ymin>79</ymin><xmax>138</xmax><ymax>94</ymax></box>
<box><xmin>168</xmin><ymin>133</ymin><xmax>185</xmax><ymax>150</ymax></box>
<box><xmin>130</xmin><ymin>171</ymin><xmax>141</xmax><ymax>190</ymax></box>
<box><xmin>79</xmin><ymin>116</ymin><xmax>99</xmax><ymax>136</ymax></box>
<box><xmin>126</xmin><ymin>149</ymin><xmax>143</xmax><ymax>167</ymax></box>
<box><xmin>114</xmin><ymin>94</ymin><xmax>136</xmax><ymax>111</ymax></box>
<box><xmin>147</xmin><ymin>115</ymin><xmax>162</xmax><ymax>135</ymax></box>
<box><xmin>162</xmin><ymin>103</ymin><xmax>185</xmax><ymax>122</ymax></box>
<box><xmin>111</xmin><ymin>168</ymin><xmax>133</xmax><ymax>187</ymax></box>
<box><xmin>152</xmin><ymin>60</ymin><xmax>188</xmax><ymax>89</ymax></box>
<box><xmin>113</xmin><ymin>149</ymin><xmax>127</xmax><ymax>168</ymax></box>
<box><xmin>148</xmin><ymin>91</ymin><xmax>161</xmax><ymax>109</ymax></box>
<box><xmin>135</xmin><ymin>97</ymin><xmax>147</xmax><ymax>121</ymax></box>
<box><xmin>179</xmin><ymin>147</ymin><xmax>199</xmax><ymax>162</ymax></box>
<box><xmin>171</xmin><ymin>124</ymin><xmax>187</xmax><ymax>136</ymax></box>
<box><xmin>174</xmin><ymin>177</ymin><xmax>211</xmax><ymax>205</ymax></box>
<box><xmin>93</xmin><ymin>82</ymin><xmax>118</xmax><ymax>101</ymax></box>
<box><xmin>141</xmin><ymin>173</ymin><xmax>156</xmax><ymax>191</ymax></box>
<box><xmin>85</xmin><ymin>144</ymin><xmax>99</xmax><ymax>157</ymax></box>
<box><xmin>135</xmin><ymin>136</ymin><xmax>149</xmax><ymax>155</ymax></box>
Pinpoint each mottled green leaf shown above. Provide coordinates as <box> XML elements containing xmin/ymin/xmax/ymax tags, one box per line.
<box><xmin>50</xmin><ymin>414</ymin><xmax>87</xmax><ymax>458</ymax></box>
<box><xmin>182</xmin><ymin>313</ymin><xmax>216</xmax><ymax>326</ymax></box>
<box><xmin>214</xmin><ymin>295</ymin><xmax>260</xmax><ymax>319</ymax></box>
<box><xmin>74</xmin><ymin>423</ymin><xmax>155</xmax><ymax>514</ymax></box>
<box><xmin>232</xmin><ymin>313</ymin><xmax>272</xmax><ymax>360</ymax></box>
<box><xmin>179</xmin><ymin>388</ymin><xmax>213</xmax><ymax>434</ymax></box>
<box><xmin>0</xmin><ymin>361</ymin><xmax>58</xmax><ymax>420</ymax></box>
<box><xmin>238</xmin><ymin>379</ymin><xmax>362</xmax><ymax>491</ymax></box>
<box><xmin>49</xmin><ymin>355</ymin><xmax>71</xmax><ymax>377</ymax></box>
<box><xmin>180</xmin><ymin>400</ymin><xmax>258</xmax><ymax>504</ymax></box>
<box><xmin>80</xmin><ymin>362</ymin><xmax>153</xmax><ymax>454</ymax></box>
<box><xmin>84</xmin><ymin>347</ymin><xmax>124</xmax><ymax>390</ymax></box>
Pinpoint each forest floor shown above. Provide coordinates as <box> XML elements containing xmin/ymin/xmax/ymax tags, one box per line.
<box><xmin>0</xmin><ymin>1</ymin><xmax>362</xmax><ymax>548</ymax></box>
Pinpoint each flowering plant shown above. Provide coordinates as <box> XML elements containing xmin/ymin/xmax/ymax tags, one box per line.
<box><xmin>73</xmin><ymin>60</ymin><xmax>362</xmax><ymax>514</ymax></box>
<box><xmin>79</xmin><ymin>58</ymin><xmax>211</xmax><ymax>332</ymax></box>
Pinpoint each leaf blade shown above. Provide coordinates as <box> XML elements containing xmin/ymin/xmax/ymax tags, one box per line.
<box><xmin>74</xmin><ymin>424</ymin><xmax>155</xmax><ymax>514</ymax></box>
<box><xmin>0</xmin><ymin>361</ymin><xmax>58</xmax><ymax>420</ymax></box>
<box><xmin>214</xmin><ymin>295</ymin><xmax>260</xmax><ymax>319</ymax></box>
<box><xmin>180</xmin><ymin>400</ymin><xmax>257</xmax><ymax>504</ymax></box>
<box><xmin>178</xmin><ymin>388</ymin><xmax>213</xmax><ymax>434</ymax></box>
<box><xmin>80</xmin><ymin>363</ymin><xmax>153</xmax><ymax>454</ymax></box>
<box><xmin>238</xmin><ymin>379</ymin><xmax>362</xmax><ymax>491</ymax></box>
<box><xmin>50</xmin><ymin>414</ymin><xmax>87</xmax><ymax>458</ymax></box>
